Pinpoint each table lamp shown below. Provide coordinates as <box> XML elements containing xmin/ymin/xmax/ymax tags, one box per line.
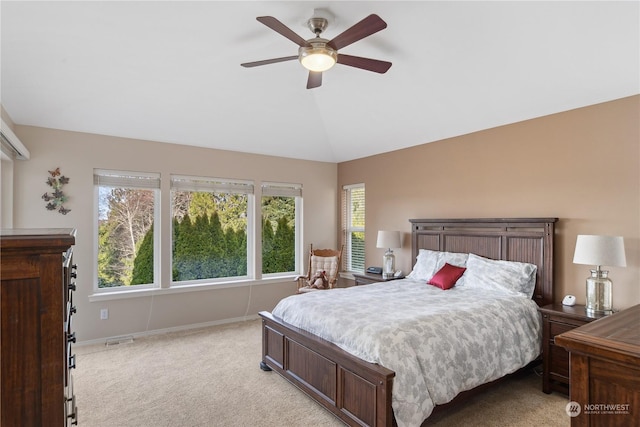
<box><xmin>572</xmin><ymin>235</ymin><xmax>626</xmax><ymax>315</ymax></box>
<box><xmin>376</xmin><ymin>230</ymin><xmax>401</xmax><ymax>278</ymax></box>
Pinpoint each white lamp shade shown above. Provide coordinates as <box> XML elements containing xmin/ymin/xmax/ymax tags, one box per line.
<box><xmin>573</xmin><ymin>235</ymin><xmax>626</xmax><ymax>267</ymax></box>
<box><xmin>376</xmin><ymin>230</ymin><xmax>401</xmax><ymax>249</ymax></box>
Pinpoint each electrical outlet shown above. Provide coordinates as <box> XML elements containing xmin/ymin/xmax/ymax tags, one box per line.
<box><xmin>100</xmin><ymin>308</ymin><xmax>109</xmax><ymax>320</ymax></box>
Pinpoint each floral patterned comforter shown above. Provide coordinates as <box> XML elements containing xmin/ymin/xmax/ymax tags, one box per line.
<box><xmin>271</xmin><ymin>278</ymin><xmax>542</xmax><ymax>427</ymax></box>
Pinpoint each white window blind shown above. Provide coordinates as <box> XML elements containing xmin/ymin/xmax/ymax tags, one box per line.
<box><xmin>342</xmin><ymin>184</ymin><xmax>365</xmax><ymax>272</ymax></box>
<box><xmin>94</xmin><ymin>169</ymin><xmax>160</xmax><ymax>189</ymax></box>
<box><xmin>171</xmin><ymin>175</ymin><xmax>254</xmax><ymax>194</ymax></box>
<box><xmin>261</xmin><ymin>182</ymin><xmax>302</xmax><ymax>197</ymax></box>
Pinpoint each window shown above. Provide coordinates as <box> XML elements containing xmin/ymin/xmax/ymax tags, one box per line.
<box><xmin>171</xmin><ymin>175</ymin><xmax>254</xmax><ymax>284</ymax></box>
<box><xmin>261</xmin><ymin>182</ymin><xmax>302</xmax><ymax>275</ymax></box>
<box><xmin>93</xmin><ymin>171</ymin><xmax>305</xmax><ymax>293</ymax></box>
<box><xmin>342</xmin><ymin>184</ymin><xmax>365</xmax><ymax>273</ymax></box>
<box><xmin>94</xmin><ymin>169</ymin><xmax>160</xmax><ymax>289</ymax></box>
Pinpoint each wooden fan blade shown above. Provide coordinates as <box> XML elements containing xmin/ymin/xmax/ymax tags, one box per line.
<box><xmin>241</xmin><ymin>56</ymin><xmax>298</xmax><ymax>68</ymax></box>
<box><xmin>307</xmin><ymin>71</ymin><xmax>322</xmax><ymax>89</ymax></box>
<box><xmin>327</xmin><ymin>14</ymin><xmax>387</xmax><ymax>51</ymax></box>
<box><xmin>337</xmin><ymin>54</ymin><xmax>392</xmax><ymax>74</ymax></box>
<box><xmin>256</xmin><ymin>16</ymin><xmax>311</xmax><ymax>48</ymax></box>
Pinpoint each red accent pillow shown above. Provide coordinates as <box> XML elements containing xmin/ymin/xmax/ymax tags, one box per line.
<box><xmin>427</xmin><ymin>263</ymin><xmax>467</xmax><ymax>290</ymax></box>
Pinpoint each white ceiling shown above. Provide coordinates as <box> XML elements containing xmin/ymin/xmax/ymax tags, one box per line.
<box><xmin>1</xmin><ymin>1</ymin><xmax>638</xmax><ymax>163</ymax></box>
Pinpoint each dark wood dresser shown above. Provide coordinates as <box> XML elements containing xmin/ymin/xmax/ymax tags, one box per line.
<box><xmin>538</xmin><ymin>304</ymin><xmax>607</xmax><ymax>394</ymax></box>
<box><xmin>555</xmin><ymin>304</ymin><xmax>640</xmax><ymax>427</ymax></box>
<box><xmin>1</xmin><ymin>228</ymin><xmax>78</xmax><ymax>426</ymax></box>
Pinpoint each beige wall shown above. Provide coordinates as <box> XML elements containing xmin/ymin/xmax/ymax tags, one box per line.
<box><xmin>11</xmin><ymin>126</ymin><xmax>337</xmax><ymax>342</ymax></box>
<box><xmin>6</xmin><ymin>95</ymin><xmax>639</xmax><ymax>342</ymax></box>
<box><xmin>338</xmin><ymin>95</ymin><xmax>640</xmax><ymax>310</ymax></box>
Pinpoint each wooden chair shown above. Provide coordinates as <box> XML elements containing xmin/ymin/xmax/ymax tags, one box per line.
<box><xmin>296</xmin><ymin>244</ymin><xmax>343</xmax><ymax>293</ymax></box>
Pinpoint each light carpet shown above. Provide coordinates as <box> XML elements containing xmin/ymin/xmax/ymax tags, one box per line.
<box><xmin>74</xmin><ymin>319</ymin><xmax>570</xmax><ymax>426</ymax></box>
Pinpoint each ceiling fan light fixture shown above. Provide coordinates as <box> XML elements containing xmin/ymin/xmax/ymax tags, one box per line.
<box><xmin>299</xmin><ymin>42</ymin><xmax>337</xmax><ymax>72</ymax></box>
<box><xmin>242</xmin><ymin>14</ymin><xmax>391</xmax><ymax>88</ymax></box>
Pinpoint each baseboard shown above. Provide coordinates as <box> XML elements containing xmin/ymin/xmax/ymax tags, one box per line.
<box><xmin>76</xmin><ymin>314</ymin><xmax>260</xmax><ymax>347</ymax></box>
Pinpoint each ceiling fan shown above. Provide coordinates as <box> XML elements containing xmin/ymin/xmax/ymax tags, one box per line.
<box><xmin>241</xmin><ymin>12</ymin><xmax>392</xmax><ymax>89</ymax></box>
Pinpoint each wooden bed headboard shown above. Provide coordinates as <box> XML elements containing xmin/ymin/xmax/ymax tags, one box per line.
<box><xmin>409</xmin><ymin>218</ymin><xmax>558</xmax><ymax>307</ymax></box>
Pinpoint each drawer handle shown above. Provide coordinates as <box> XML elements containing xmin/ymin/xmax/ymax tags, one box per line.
<box><xmin>67</xmin><ymin>332</ymin><xmax>76</xmax><ymax>343</ymax></box>
<box><xmin>69</xmin><ymin>282</ymin><xmax>76</xmax><ymax>291</ymax></box>
<box><xmin>69</xmin><ymin>354</ymin><xmax>76</xmax><ymax>369</ymax></box>
<box><xmin>70</xmin><ymin>305</ymin><xmax>77</xmax><ymax>315</ymax></box>
<box><xmin>67</xmin><ymin>394</ymin><xmax>78</xmax><ymax>424</ymax></box>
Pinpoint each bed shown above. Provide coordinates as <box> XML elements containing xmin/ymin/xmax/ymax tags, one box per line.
<box><xmin>259</xmin><ymin>218</ymin><xmax>557</xmax><ymax>427</ymax></box>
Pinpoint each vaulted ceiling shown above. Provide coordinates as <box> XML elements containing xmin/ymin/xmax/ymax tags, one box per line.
<box><xmin>1</xmin><ymin>1</ymin><xmax>638</xmax><ymax>163</ymax></box>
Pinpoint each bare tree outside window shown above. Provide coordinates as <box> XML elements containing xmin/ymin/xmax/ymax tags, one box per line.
<box><xmin>95</xmin><ymin>170</ymin><xmax>160</xmax><ymax>288</ymax></box>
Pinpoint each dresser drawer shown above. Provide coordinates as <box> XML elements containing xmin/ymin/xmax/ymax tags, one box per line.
<box><xmin>65</xmin><ymin>374</ymin><xmax>78</xmax><ymax>426</ymax></box>
<box><xmin>549</xmin><ymin>321</ymin><xmax>575</xmax><ymax>338</ymax></box>
<box><xmin>546</xmin><ymin>313</ymin><xmax>587</xmax><ymax>329</ymax></box>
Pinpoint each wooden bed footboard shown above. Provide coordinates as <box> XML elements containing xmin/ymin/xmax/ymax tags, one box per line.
<box><xmin>259</xmin><ymin>311</ymin><xmax>395</xmax><ymax>427</ymax></box>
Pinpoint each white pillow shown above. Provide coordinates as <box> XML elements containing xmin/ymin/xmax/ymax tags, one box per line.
<box><xmin>407</xmin><ymin>249</ymin><xmax>439</xmax><ymax>281</ymax></box>
<box><xmin>407</xmin><ymin>249</ymin><xmax>468</xmax><ymax>282</ymax></box>
<box><xmin>462</xmin><ymin>253</ymin><xmax>537</xmax><ymax>297</ymax></box>
<box><xmin>437</xmin><ymin>251</ymin><xmax>469</xmax><ymax>274</ymax></box>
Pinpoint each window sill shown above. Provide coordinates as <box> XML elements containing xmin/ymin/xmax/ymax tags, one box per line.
<box><xmin>88</xmin><ymin>275</ymin><xmax>298</xmax><ymax>302</ymax></box>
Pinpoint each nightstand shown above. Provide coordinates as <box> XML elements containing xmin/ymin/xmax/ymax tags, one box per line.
<box><xmin>538</xmin><ymin>303</ymin><xmax>607</xmax><ymax>394</ymax></box>
<box><xmin>352</xmin><ymin>272</ymin><xmax>403</xmax><ymax>286</ymax></box>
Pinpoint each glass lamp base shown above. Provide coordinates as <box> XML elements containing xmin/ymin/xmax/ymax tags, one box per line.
<box><xmin>585</xmin><ymin>269</ymin><xmax>613</xmax><ymax>315</ymax></box>
<box><xmin>383</xmin><ymin>250</ymin><xmax>395</xmax><ymax>279</ymax></box>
